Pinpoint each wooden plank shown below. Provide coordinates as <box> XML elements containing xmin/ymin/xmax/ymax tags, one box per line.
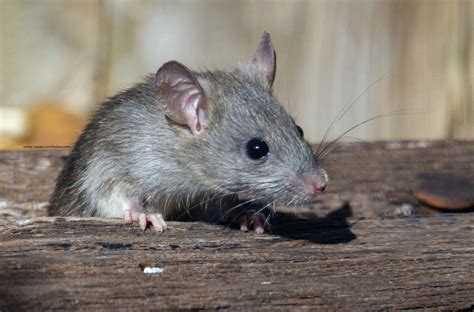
<box><xmin>1</xmin><ymin>141</ymin><xmax>473</xmax><ymax>310</ymax></box>
<box><xmin>1</xmin><ymin>216</ymin><xmax>473</xmax><ymax>310</ymax></box>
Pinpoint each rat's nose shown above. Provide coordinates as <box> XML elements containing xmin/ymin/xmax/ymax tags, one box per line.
<box><xmin>311</xmin><ymin>181</ymin><xmax>326</xmax><ymax>193</ymax></box>
<box><xmin>301</xmin><ymin>167</ymin><xmax>328</xmax><ymax>195</ymax></box>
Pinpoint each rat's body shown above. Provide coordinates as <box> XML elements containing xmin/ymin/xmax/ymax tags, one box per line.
<box><xmin>49</xmin><ymin>33</ymin><xmax>328</xmax><ymax>232</ymax></box>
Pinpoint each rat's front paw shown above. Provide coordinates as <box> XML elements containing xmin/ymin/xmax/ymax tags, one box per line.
<box><xmin>124</xmin><ymin>209</ymin><xmax>168</xmax><ymax>232</ymax></box>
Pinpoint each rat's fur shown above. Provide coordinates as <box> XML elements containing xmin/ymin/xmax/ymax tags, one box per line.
<box><xmin>48</xmin><ymin>33</ymin><xmax>328</xmax><ymax>229</ymax></box>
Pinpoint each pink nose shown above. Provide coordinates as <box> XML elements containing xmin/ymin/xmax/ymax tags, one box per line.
<box><xmin>311</xmin><ymin>182</ymin><xmax>326</xmax><ymax>193</ymax></box>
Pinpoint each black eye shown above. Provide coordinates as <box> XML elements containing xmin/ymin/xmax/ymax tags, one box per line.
<box><xmin>296</xmin><ymin>125</ymin><xmax>304</xmax><ymax>137</ymax></box>
<box><xmin>246</xmin><ymin>138</ymin><xmax>269</xmax><ymax>160</ymax></box>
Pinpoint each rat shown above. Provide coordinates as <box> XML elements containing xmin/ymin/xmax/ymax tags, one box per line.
<box><xmin>48</xmin><ymin>32</ymin><xmax>328</xmax><ymax>233</ymax></box>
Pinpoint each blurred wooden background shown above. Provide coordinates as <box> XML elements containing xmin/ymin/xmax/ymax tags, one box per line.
<box><xmin>1</xmin><ymin>0</ymin><xmax>473</xmax><ymax>149</ymax></box>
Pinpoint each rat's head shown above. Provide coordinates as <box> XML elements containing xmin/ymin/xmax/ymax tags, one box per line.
<box><xmin>154</xmin><ymin>32</ymin><xmax>328</xmax><ymax>206</ymax></box>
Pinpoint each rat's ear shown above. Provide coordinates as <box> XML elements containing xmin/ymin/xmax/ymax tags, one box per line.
<box><xmin>252</xmin><ymin>32</ymin><xmax>276</xmax><ymax>88</ymax></box>
<box><xmin>155</xmin><ymin>61</ymin><xmax>208</xmax><ymax>135</ymax></box>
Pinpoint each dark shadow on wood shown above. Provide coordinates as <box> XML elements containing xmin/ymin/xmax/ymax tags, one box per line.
<box><xmin>271</xmin><ymin>203</ymin><xmax>357</xmax><ymax>244</ymax></box>
<box><xmin>418</xmin><ymin>204</ymin><xmax>474</xmax><ymax>213</ymax></box>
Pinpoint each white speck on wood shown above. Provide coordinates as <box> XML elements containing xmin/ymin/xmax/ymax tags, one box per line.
<box><xmin>143</xmin><ymin>267</ymin><xmax>164</xmax><ymax>274</ymax></box>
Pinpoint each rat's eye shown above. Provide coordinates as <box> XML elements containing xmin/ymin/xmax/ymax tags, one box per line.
<box><xmin>296</xmin><ymin>125</ymin><xmax>304</xmax><ymax>137</ymax></box>
<box><xmin>246</xmin><ymin>138</ymin><xmax>269</xmax><ymax>160</ymax></box>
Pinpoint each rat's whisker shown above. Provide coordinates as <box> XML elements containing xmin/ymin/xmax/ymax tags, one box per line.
<box><xmin>317</xmin><ymin>108</ymin><xmax>425</xmax><ymax>160</ymax></box>
<box><xmin>316</xmin><ymin>74</ymin><xmax>390</xmax><ymax>157</ymax></box>
<box><xmin>318</xmin><ymin>136</ymin><xmax>368</xmax><ymax>161</ymax></box>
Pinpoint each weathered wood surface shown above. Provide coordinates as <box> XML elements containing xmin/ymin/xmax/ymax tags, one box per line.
<box><xmin>1</xmin><ymin>141</ymin><xmax>473</xmax><ymax>310</ymax></box>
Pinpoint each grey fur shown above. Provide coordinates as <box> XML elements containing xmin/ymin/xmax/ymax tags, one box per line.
<box><xmin>49</xmin><ymin>42</ymin><xmax>327</xmax><ymax>222</ymax></box>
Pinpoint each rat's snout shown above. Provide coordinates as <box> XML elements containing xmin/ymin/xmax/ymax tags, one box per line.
<box><xmin>301</xmin><ymin>168</ymin><xmax>329</xmax><ymax>195</ymax></box>
<box><xmin>280</xmin><ymin>166</ymin><xmax>329</xmax><ymax>205</ymax></box>
<box><xmin>310</xmin><ymin>180</ymin><xmax>326</xmax><ymax>193</ymax></box>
